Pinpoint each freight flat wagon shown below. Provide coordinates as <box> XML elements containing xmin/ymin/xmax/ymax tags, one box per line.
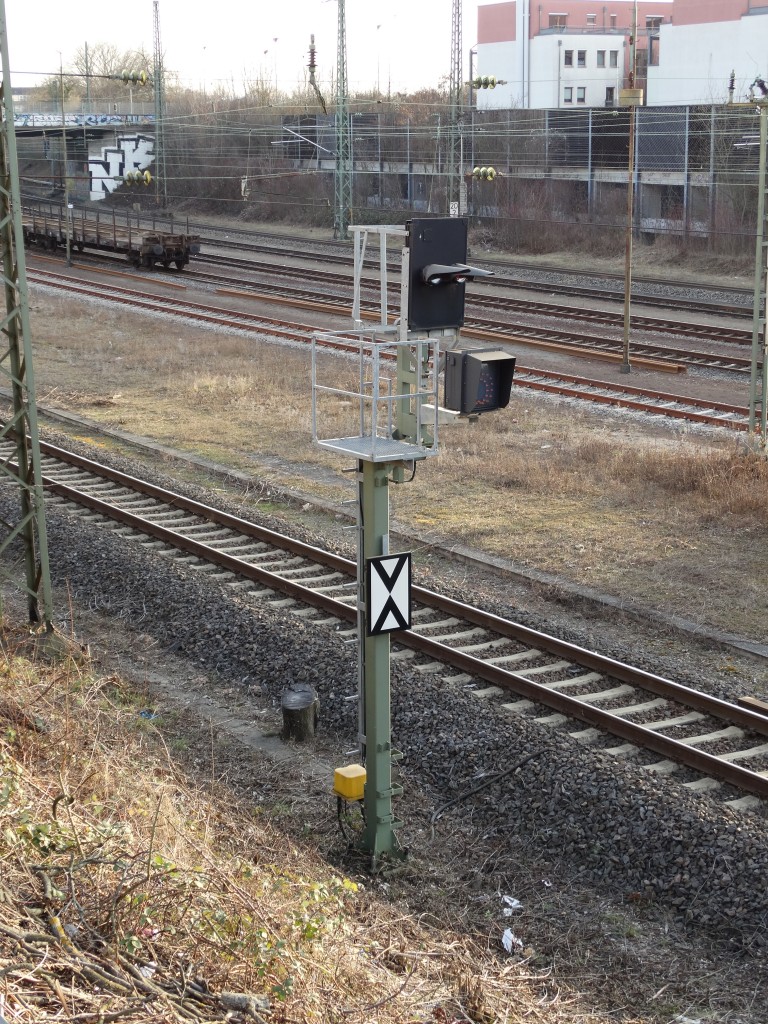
<box><xmin>21</xmin><ymin>201</ymin><xmax>201</xmax><ymax>270</ymax></box>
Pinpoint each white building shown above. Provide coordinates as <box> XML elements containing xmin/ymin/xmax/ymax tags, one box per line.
<box><xmin>647</xmin><ymin>1</ymin><xmax>768</xmax><ymax>105</ymax></box>
<box><xmin>475</xmin><ymin>0</ymin><xmax>768</xmax><ymax>109</ymax></box>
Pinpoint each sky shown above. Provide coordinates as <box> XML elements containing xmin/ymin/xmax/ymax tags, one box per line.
<box><xmin>4</xmin><ymin>0</ymin><xmax>487</xmax><ymax>97</ymax></box>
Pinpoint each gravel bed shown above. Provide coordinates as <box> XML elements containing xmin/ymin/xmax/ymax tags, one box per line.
<box><xmin>489</xmin><ymin>264</ymin><xmax>753</xmax><ymax>308</ymax></box>
<box><xmin>187</xmin><ymin>218</ymin><xmax>754</xmax><ymax>309</ymax></box>
<box><xmin>32</xmin><ymin>426</ymin><xmax>768</xmax><ymax>698</ymax></box>
<box><xmin>4</xmin><ymin>451</ymin><xmax>766</xmax><ymax>952</ymax></box>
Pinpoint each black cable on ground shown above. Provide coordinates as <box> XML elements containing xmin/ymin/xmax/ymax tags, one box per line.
<box><xmin>431</xmin><ymin>749</ymin><xmax>543</xmax><ymax>824</ymax></box>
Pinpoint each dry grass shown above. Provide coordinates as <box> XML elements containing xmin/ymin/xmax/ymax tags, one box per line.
<box><xmin>28</xmin><ymin>291</ymin><xmax>768</xmax><ymax>639</ymax></box>
<box><xmin>3</xmin><ymin>616</ymin><xmax>767</xmax><ymax>1024</ymax></box>
<box><xmin>3</xmin><ymin>607</ymin><xmax>768</xmax><ymax>1024</ymax></box>
<box><xmin>0</xmin><ymin>630</ymin><xmax>507</xmax><ymax>1022</ymax></box>
<box><xmin>2</xmin><ymin>624</ymin><xmax>713</xmax><ymax>1024</ymax></box>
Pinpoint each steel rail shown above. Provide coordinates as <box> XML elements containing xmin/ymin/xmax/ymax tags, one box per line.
<box><xmin>30</xmin><ymin>268</ymin><xmax>752</xmax><ymax>426</ymax></box>
<box><xmin>197</xmin><ymin>236</ymin><xmax>753</xmax><ymax>316</ymax></box>
<box><xmin>400</xmin><ymin>632</ymin><xmax>768</xmax><ymax>799</ymax></box>
<box><xmin>197</xmin><ymin>251</ymin><xmax>753</xmax><ymax>345</ymax></box>
<box><xmin>514</xmin><ymin>370</ymin><xmax>750</xmax><ymax>429</ymax></box>
<box><xmin>195</xmin><ymin>251</ymin><xmax>753</xmax><ymax>352</ymax></box>
<box><xmin>24</xmin><ymin>199</ymin><xmax>754</xmax><ymax>315</ymax></box>
<box><xmin>29</xmin><ymin>439</ymin><xmax>768</xmax><ymax>800</ymax></box>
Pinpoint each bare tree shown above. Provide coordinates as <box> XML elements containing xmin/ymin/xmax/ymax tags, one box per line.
<box><xmin>71</xmin><ymin>42</ymin><xmax>154</xmax><ymax>100</ymax></box>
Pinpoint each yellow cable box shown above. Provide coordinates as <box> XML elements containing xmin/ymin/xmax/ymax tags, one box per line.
<box><xmin>333</xmin><ymin>764</ymin><xmax>366</xmax><ymax>801</ymax></box>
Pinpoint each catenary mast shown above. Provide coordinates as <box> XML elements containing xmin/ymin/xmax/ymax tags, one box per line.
<box><xmin>0</xmin><ymin>0</ymin><xmax>54</xmax><ymax>626</ymax></box>
<box><xmin>334</xmin><ymin>0</ymin><xmax>352</xmax><ymax>239</ymax></box>
<box><xmin>153</xmin><ymin>0</ymin><xmax>167</xmax><ymax>206</ymax></box>
<box><xmin>447</xmin><ymin>0</ymin><xmax>463</xmax><ymax>214</ymax></box>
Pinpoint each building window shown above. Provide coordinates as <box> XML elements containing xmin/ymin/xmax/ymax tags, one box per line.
<box><xmin>549</xmin><ymin>13</ymin><xmax>567</xmax><ymax>29</ymax></box>
<box><xmin>564</xmin><ymin>87</ymin><xmax>573</xmax><ymax>103</ymax></box>
<box><xmin>646</xmin><ymin>16</ymin><xmax>662</xmax><ymax>30</ymax></box>
<box><xmin>586</xmin><ymin>13</ymin><xmax>596</xmax><ymax>26</ymax></box>
<box><xmin>597</xmin><ymin>50</ymin><xmax>606</xmax><ymax>68</ymax></box>
<box><xmin>577</xmin><ymin>87</ymin><xmax>586</xmax><ymax>103</ymax></box>
<box><xmin>577</xmin><ymin>50</ymin><xmax>587</xmax><ymax>67</ymax></box>
<box><xmin>609</xmin><ymin>50</ymin><xmax>619</xmax><ymax>68</ymax></box>
<box><xmin>610</xmin><ymin>13</ymin><xmax>617</xmax><ymax>29</ymax></box>
<box><xmin>564</xmin><ymin>49</ymin><xmax>573</xmax><ymax>67</ymax></box>
<box><xmin>605</xmin><ymin>86</ymin><xmax>616</xmax><ymax>106</ymax></box>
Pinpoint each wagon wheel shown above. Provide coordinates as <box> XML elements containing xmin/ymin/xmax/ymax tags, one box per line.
<box><xmin>174</xmin><ymin>258</ymin><xmax>186</xmax><ymax>270</ymax></box>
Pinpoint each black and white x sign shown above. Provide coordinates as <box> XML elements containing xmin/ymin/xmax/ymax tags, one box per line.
<box><xmin>366</xmin><ymin>552</ymin><xmax>412</xmax><ymax>636</ymax></box>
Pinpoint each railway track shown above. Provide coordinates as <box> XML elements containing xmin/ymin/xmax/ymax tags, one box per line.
<box><xmin>197</xmin><ymin>233</ymin><xmax>753</xmax><ymax>318</ymax></box>
<box><xmin>79</xmin><ymin>245</ymin><xmax>757</xmax><ymax>370</ymax></box>
<box><xmin>29</xmin><ymin>267</ymin><xmax>752</xmax><ymax>430</ymax></box>
<box><xmin>194</xmin><ymin>251</ymin><xmax>754</xmax><ymax>349</ymax></box>
<box><xmin>35</xmin><ymin>251</ymin><xmax>747</xmax><ymax>372</ymax></box>
<box><xmin>12</xmin><ymin>437</ymin><xmax>768</xmax><ymax>806</ymax></box>
<box><xmin>32</xmin><ymin>247</ymin><xmax>755</xmax><ymax>367</ymax></box>
<box><xmin>25</xmin><ymin>200</ymin><xmax>753</xmax><ymax>319</ymax></box>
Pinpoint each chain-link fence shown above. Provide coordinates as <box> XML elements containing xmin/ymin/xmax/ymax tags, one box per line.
<box><xmin>15</xmin><ymin>98</ymin><xmax>763</xmax><ymax>256</ymax></box>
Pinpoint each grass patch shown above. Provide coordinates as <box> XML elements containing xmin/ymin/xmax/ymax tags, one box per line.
<box><xmin>29</xmin><ymin>292</ymin><xmax>768</xmax><ymax>638</ymax></box>
<box><xmin>0</xmin><ymin>627</ymin><xmax>499</xmax><ymax>1022</ymax></box>
<box><xmin>0</xmin><ymin>614</ymin><xmax>764</xmax><ymax>1023</ymax></box>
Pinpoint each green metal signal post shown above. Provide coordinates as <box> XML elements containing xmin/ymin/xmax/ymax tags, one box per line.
<box><xmin>749</xmin><ymin>97</ymin><xmax>768</xmax><ymax>445</ymax></box>
<box><xmin>312</xmin><ymin>220</ymin><xmax>513</xmax><ymax>866</ymax></box>
<box><xmin>313</xmin><ymin>224</ymin><xmax>442</xmax><ymax>864</ymax></box>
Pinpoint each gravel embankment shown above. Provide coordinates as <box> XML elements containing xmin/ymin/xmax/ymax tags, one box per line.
<box><xmin>9</xmin><ymin>465</ymin><xmax>765</xmax><ymax>953</ymax></box>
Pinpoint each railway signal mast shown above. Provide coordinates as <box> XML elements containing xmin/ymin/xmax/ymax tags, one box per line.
<box><xmin>312</xmin><ymin>218</ymin><xmax>513</xmax><ymax>866</ymax></box>
<box><xmin>619</xmin><ymin>0</ymin><xmax>642</xmax><ymax>375</ymax></box>
<box><xmin>724</xmin><ymin>75</ymin><xmax>768</xmax><ymax>445</ymax></box>
<box><xmin>746</xmin><ymin>78</ymin><xmax>768</xmax><ymax>445</ymax></box>
<box><xmin>0</xmin><ymin>0</ymin><xmax>54</xmax><ymax>628</ymax></box>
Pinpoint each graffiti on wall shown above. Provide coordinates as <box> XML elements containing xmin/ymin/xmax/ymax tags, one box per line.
<box><xmin>15</xmin><ymin>113</ymin><xmax>154</xmax><ymax>128</ymax></box>
<box><xmin>89</xmin><ymin>134</ymin><xmax>155</xmax><ymax>200</ymax></box>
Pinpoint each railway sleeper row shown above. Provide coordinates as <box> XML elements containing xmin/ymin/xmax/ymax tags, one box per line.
<box><xmin>13</xmin><ymin>440</ymin><xmax>767</xmax><ymax>808</ymax></box>
<box><xmin>27</xmin><ymin>275</ymin><xmax>751</xmax><ymax>433</ymax></box>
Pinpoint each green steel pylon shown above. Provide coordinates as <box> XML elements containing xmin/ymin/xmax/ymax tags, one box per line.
<box><xmin>447</xmin><ymin>0</ymin><xmax>463</xmax><ymax>214</ymax></box>
<box><xmin>0</xmin><ymin>1</ymin><xmax>54</xmax><ymax>627</ymax></box>
<box><xmin>153</xmin><ymin>0</ymin><xmax>168</xmax><ymax>207</ymax></box>
<box><xmin>334</xmin><ymin>0</ymin><xmax>352</xmax><ymax>239</ymax></box>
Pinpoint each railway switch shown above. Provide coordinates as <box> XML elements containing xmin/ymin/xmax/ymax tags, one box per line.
<box><xmin>444</xmin><ymin>348</ymin><xmax>516</xmax><ymax>415</ymax></box>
